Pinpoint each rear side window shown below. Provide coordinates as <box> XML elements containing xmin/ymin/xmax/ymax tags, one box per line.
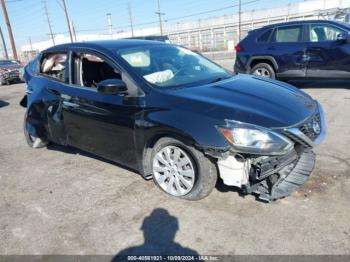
<box><xmin>274</xmin><ymin>25</ymin><xmax>303</xmax><ymax>43</ymax></box>
<box><xmin>40</xmin><ymin>52</ymin><xmax>67</xmax><ymax>82</ymax></box>
<box><xmin>257</xmin><ymin>29</ymin><xmax>273</xmax><ymax>43</ymax></box>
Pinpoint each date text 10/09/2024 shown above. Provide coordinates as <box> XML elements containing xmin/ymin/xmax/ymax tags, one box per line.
<box><xmin>126</xmin><ymin>255</ymin><xmax>220</xmax><ymax>261</ymax></box>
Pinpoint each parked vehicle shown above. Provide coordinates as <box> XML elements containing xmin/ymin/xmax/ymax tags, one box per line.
<box><xmin>125</xmin><ymin>35</ymin><xmax>170</xmax><ymax>43</ymax></box>
<box><xmin>21</xmin><ymin>40</ymin><xmax>326</xmax><ymax>201</ymax></box>
<box><xmin>234</xmin><ymin>20</ymin><xmax>350</xmax><ymax>80</ymax></box>
<box><xmin>0</xmin><ymin>60</ymin><xmax>24</xmax><ymax>85</ymax></box>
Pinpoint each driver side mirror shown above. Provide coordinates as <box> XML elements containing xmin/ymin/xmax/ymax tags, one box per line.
<box><xmin>97</xmin><ymin>79</ymin><xmax>127</xmax><ymax>95</ymax></box>
<box><xmin>337</xmin><ymin>32</ymin><xmax>350</xmax><ymax>43</ymax></box>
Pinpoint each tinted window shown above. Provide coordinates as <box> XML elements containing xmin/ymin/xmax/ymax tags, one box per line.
<box><xmin>274</xmin><ymin>25</ymin><xmax>302</xmax><ymax>43</ymax></box>
<box><xmin>310</xmin><ymin>24</ymin><xmax>347</xmax><ymax>42</ymax></box>
<box><xmin>40</xmin><ymin>53</ymin><xmax>67</xmax><ymax>82</ymax></box>
<box><xmin>257</xmin><ymin>29</ymin><xmax>273</xmax><ymax>43</ymax></box>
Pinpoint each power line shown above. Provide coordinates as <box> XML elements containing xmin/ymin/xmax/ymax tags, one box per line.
<box><xmin>166</xmin><ymin>0</ymin><xmax>259</xmax><ymax>22</ymax></box>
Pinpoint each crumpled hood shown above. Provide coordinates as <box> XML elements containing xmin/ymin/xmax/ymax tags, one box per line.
<box><xmin>164</xmin><ymin>74</ymin><xmax>317</xmax><ymax>128</ymax></box>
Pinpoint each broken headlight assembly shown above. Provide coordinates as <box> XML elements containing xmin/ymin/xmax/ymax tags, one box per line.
<box><xmin>218</xmin><ymin>120</ymin><xmax>294</xmax><ymax>155</ymax></box>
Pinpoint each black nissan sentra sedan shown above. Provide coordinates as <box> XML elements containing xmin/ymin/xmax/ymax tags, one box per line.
<box><xmin>21</xmin><ymin>40</ymin><xmax>326</xmax><ymax>202</ymax></box>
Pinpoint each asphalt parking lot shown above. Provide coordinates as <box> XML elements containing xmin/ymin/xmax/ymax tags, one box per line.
<box><xmin>1</xmin><ymin>82</ymin><xmax>349</xmax><ymax>256</ymax></box>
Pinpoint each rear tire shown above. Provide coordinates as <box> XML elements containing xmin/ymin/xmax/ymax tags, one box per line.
<box><xmin>250</xmin><ymin>63</ymin><xmax>276</xmax><ymax>79</ymax></box>
<box><xmin>151</xmin><ymin>137</ymin><xmax>218</xmax><ymax>200</ymax></box>
<box><xmin>23</xmin><ymin>114</ymin><xmax>48</xmax><ymax>149</ymax></box>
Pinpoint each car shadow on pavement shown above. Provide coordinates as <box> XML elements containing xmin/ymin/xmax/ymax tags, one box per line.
<box><xmin>46</xmin><ymin>143</ymin><xmax>139</xmax><ymax>176</ymax></box>
<box><xmin>288</xmin><ymin>80</ymin><xmax>350</xmax><ymax>89</ymax></box>
<box><xmin>0</xmin><ymin>100</ymin><xmax>9</xmax><ymax>108</ymax></box>
<box><xmin>112</xmin><ymin>208</ymin><xmax>200</xmax><ymax>261</ymax></box>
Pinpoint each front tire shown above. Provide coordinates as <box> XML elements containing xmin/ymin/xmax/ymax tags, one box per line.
<box><xmin>250</xmin><ymin>63</ymin><xmax>276</xmax><ymax>79</ymax></box>
<box><xmin>151</xmin><ymin>137</ymin><xmax>217</xmax><ymax>200</ymax></box>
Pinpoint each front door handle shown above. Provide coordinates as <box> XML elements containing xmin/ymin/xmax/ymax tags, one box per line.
<box><xmin>302</xmin><ymin>54</ymin><xmax>311</xmax><ymax>61</ymax></box>
<box><xmin>267</xmin><ymin>46</ymin><xmax>276</xmax><ymax>50</ymax></box>
<box><xmin>63</xmin><ymin>101</ymin><xmax>79</xmax><ymax>108</ymax></box>
<box><xmin>26</xmin><ymin>89</ymin><xmax>34</xmax><ymax>95</ymax></box>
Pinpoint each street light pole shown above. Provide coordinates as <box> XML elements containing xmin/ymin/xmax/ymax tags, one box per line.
<box><xmin>0</xmin><ymin>0</ymin><xmax>17</xmax><ymax>60</ymax></box>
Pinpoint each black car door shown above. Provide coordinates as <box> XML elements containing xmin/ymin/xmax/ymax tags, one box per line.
<box><xmin>305</xmin><ymin>22</ymin><xmax>350</xmax><ymax>78</ymax></box>
<box><xmin>61</xmin><ymin>49</ymin><xmax>144</xmax><ymax>168</ymax></box>
<box><xmin>268</xmin><ymin>24</ymin><xmax>308</xmax><ymax>78</ymax></box>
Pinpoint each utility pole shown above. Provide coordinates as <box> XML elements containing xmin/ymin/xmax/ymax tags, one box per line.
<box><xmin>71</xmin><ymin>21</ymin><xmax>77</xmax><ymax>42</ymax></box>
<box><xmin>128</xmin><ymin>2</ymin><xmax>134</xmax><ymax>37</ymax></box>
<box><xmin>238</xmin><ymin>0</ymin><xmax>242</xmax><ymax>41</ymax></box>
<box><xmin>0</xmin><ymin>25</ymin><xmax>9</xmax><ymax>59</ymax></box>
<box><xmin>43</xmin><ymin>0</ymin><xmax>55</xmax><ymax>46</ymax></box>
<box><xmin>0</xmin><ymin>0</ymin><xmax>17</xmax><ymax>60</ymax></box>
<box><xmin>28</xmin><ymin>37</ymin><xmax>33</xmax><ymax>51</ymax></box>
<box><xmin>106</xmin><ymin>13</ymin><xmax>113</xmax><ymax>35</ymax></box>
<box><xmin>155</xmin><ymin>0</ymin><xmax>165</xmax><ymax>35</ymax></box>
<box><xmin>62</xmin><ymin>0</ymin><xmax>73</xmax><ymax>42</ymax></box>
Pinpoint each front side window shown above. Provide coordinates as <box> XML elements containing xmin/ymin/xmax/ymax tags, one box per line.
<box><xmin>40</xmin><ymin>53</ymin><xmax>67</xmax><ymax>82</ymax></box>
<box><xmin>274</xmin><ymin>25</ymin><xmax>303</xmax><ymax>43</ymax></box>
<box><xmin>117</xmin><ymin>45</ymin><xmax>230</xmax><ymax>88</ymax></box>
<box><xmin>310</xmin><ymin>24</ymin><xmax>347</xmax><ymax>42</ymax></box>
<box><xmin>72</xmin><ymin>52</ymin><xmax>121</xmax><ymax>88</ymax></box>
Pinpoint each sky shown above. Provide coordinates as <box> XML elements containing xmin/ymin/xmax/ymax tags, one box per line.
<box><xmin>0</xmin><ymin>0</ymin><xmax>303</xmax><ymax>53</ymax></box>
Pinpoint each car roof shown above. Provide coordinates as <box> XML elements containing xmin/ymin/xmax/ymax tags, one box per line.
<box><xmin>45</xmin><ymin>39</ymin><xmax>167</xmax><ymax>53</ymax></box>
<box><xmin>260</xmin><ymin>19</ymin><xmax>347</xmax><ymax>30</ymax></box>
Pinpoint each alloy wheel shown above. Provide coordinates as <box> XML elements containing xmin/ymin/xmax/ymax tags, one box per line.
<box><xmin>253</xmin><ymin>67</ymin><xmax>271</xmax><ymax>78</ymax></box>
<box><xmin>152</xmin><ymin>145</ymin><xmax>195</xmax><ymax>196</ymax></box>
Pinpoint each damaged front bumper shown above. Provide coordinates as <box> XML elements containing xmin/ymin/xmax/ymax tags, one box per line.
<box><xmin>217</xmin><ymin>102</ymin><xmax>326</xmax><ymax>201</ymax></box>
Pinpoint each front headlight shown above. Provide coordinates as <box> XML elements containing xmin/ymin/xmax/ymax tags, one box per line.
<box><xmin>217</xmin><ymin>120</ymin><xmax>294</xmax><ymax>155</ymax></box>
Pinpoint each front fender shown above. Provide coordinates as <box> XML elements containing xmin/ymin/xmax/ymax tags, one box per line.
<box><xmin>135</xmin><ymin>108</ymin><xmax>231</xmax><ymax>177</ymax></box>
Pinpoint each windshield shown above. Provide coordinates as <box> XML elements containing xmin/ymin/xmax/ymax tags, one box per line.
<box><xmin>0</xmin><ymin>60</ymin><xmax>19</xmax><ymax>66</ymax></box>
<box><xmin>117</xmin><ymin>45</ymin><xmax>231</xmax><ymax>88</ymax></box>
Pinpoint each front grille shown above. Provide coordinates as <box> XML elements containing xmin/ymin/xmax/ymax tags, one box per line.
<box><xmin>281</xmin><ymin>109</ymin><xmax>322</xmax><ymax>147</ymax></box>
<box><xmin>283</xmin><ymin>130</ymin><xmax>311</xmax><ymax>148</ymax></box>
<box><xmin>299</xmin><ymin>113</ymin><xmax>321</xmax><ymax>141</ymax></box>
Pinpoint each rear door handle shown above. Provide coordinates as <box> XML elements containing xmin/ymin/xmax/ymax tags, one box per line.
<box><xmin>267</xmin><ymin>46</ymin><xmax>276</xmax><ymax>50</ymax></box>
<box><xmin>63</xmin><ymin>101</ymin><xmax>79</xmax><ymax>108</ymax></box>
